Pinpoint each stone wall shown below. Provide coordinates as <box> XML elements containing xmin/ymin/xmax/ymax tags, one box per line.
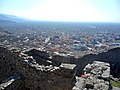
<box><xmin>0</xmin><ymin>47</ymin><xmax>75</xmax><ymax>90</ymax></box>
<box><xmin>76</xmin><ymin>47</ymin><xmax>120</xmax><ymax>78</ymax></box>
<box><xmin>52</xmin><ymin>55</ymin><xmax>77</xmax><ymax>64</ymax></box>
<box><xmin>17</xmin><ymin>49</ymin><xmax>76</xmax><ymax>90</ymax></box>
<box><xmin>16</xmin><ymin>59</ymin><xmax>74</xmax><ymax>90</ymax></box>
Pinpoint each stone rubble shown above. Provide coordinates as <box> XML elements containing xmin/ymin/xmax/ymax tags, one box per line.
<box><xmin>19</xmin><ymin>52</ymin><xmax>60</xmax><ymax>72</ymax></box>
<box><xmin>73</xmin><ymin>61</ymin><xmax>110</xmax><ymax>90</ymax></box>
<box><xmin>60</xmin><ymin>63</ymin><xmax>76</xmax><ymax>70</ymax></box>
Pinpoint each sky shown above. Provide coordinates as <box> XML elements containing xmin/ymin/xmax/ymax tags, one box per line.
<box><xmin>0</xmin><ymin>0</ymin><xmax>120</xmax><ymax>22</ymax></box>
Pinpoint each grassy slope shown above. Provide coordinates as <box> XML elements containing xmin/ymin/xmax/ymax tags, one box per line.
<box><xmin>110</xmin><ymin>80</ymin><xmax>120</xmax><ymax>88</ymax></box>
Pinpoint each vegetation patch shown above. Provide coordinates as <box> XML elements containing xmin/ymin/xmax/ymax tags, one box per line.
<box><xmin>110</xmin><ymin>80</ymin><xmax>120</xmax><ymax>88</ymax></box>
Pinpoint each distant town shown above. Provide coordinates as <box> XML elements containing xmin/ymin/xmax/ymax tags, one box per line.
<box><xmin>0</xmin><ymin>21</ymin><xmax>120</xmax><ymax>58</ymax></box>
<box><xmin>0</xmin><ymin>14</ymin><xmax>120</xmax><ymax>90</ymax></box>
<box><xmin>0</xmin><ymin>0</ymin><xmax>120</xmax><ymax>89</ymax></box>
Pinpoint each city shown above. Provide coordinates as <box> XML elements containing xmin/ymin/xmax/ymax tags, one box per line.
<box><xmin>0</xmin><ymin>20</ymin><xmax>120</xmax><ymax>90</ymax></box>
<box><xmin>0</xmin><ymin>0</ymin><xmax>120</xmax><ymax>89</ymax></box>
<box><xmin>0</xmin><ymin>22</ymin><xmax>120</xmax><ymax>57</ymax></box>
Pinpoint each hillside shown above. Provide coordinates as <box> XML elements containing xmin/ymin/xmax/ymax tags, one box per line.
<box><xmin>0</xmin><ymin>14</ymin><xmax>27</xmax><ymax>23</ymax></box>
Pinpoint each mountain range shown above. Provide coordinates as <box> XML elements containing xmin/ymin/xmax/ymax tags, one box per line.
<box><xmin>0</xmin><ymin>13</ymin><xmax>28</xmax><ymax>23</ymax></box>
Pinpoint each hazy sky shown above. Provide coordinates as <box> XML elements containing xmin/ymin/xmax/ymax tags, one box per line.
<box><xmin>0</xmin><ymin>0</ymin><xmax>120</xmax><ymax>22</ymax></box>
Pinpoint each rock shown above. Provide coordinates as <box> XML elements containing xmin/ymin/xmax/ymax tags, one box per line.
<box><xmin>0</xmin><ymin>47</ymin><xmax>75</xmax><ymax>90</ymax></box>
<box><xmin>73</xmin><ymin>61</ymin><xmax>110</xmax><ymax>90</ymax></box>
<box><xmin>76</xmin><ymin>47</ymin><xmax>120</xmax><ymax>78</ymax></box>
<box><xmin>0</xmin><ymin>47</ymin><xmax>17</xmax><ymax>81</ymax></box>
<box><xmin>60</xmin><ymin>63</ymin><xmax>76</xmax><ymax>70</ymax></box>
<box><xmin>113</xmin><ymin>86</ymin><xmax>120</xmax><ymax>90</ymax></box>
<box><xmin>101</xmin><ymin>68</ymin><xmax>110</xmax><ymax>79</ymax></box>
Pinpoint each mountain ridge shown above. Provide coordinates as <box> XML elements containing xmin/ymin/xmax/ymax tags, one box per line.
<box><xmin>0</xmin><ymin>13</ymin><xmax>28</xmax><ymax>22</ymax></box>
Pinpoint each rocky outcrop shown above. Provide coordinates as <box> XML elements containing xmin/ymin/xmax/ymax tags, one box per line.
<box><xmin>76</xmin><ymin>47</ymin><xmax>120</xmax><ymax>78</ymax></box>
<box><xmin>0</xmin><ymin>47</ymin><xmax>76</xmax><ymax>90</ymax></box>
<box><xmin>25</xmin><ymin>49</ymin><xmax>50</xmax><ymax>60</ymax></box>
<box><xmin>24</xmin><ymin>48</ymin><xmax>77</xmax><ymax>66</ymax></box>
<box><xmin>0</xmin><ymin>47</ymin><xmax>24</xmax><ymax>90</ymax></box>
<box><xmin>24</xmin><ymin>49</ymin><xmax>66</xmax><ymax>66</ymax></box>
<box><xmin>0</xmin><ymin>75</ymin><xmax>24</xmax><ymax>90</ymax></box>
<box><xmin>52</xmin><ymin>54</ymin><xmax>77</xmax><ymax>64</ymax></box>
<box><xmin>0</xmin><ymin>47</ymin><xmax>17</xmax><ymax>82</ymax></box>
<box><xmin>16</xmin><ymin>60</ymin><xmax>74</xmax><ymax>90</ymax></box>
<box><xmin>73</xmin><ymin>61</ymin><xmax>111</xmax><ymax>90</ymax></box>
<box><xmin>1</xmin><ymin>46</ymin><xmax>120</xmax><ymax>90</ymax></box>
<box><xmin>17</xmin><ymin>49</ymin><xmax>76</xmax><ymax>90</ymax></box>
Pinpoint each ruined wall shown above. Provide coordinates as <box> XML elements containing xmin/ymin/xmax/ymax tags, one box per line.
<box><xmin>0</xmin><ymin>47</ymin><xmax>75</xmax><ymax>90</ymax></box>
<box><xmin>16</xmin><ymin>60</ymin><xmax>73</xmax><ymax>90</ymax></box>
<box><xmin>17</xmin><ymin>48</ymin><xmax>75</xmax><ymax>90</ymax></box>
<box><xmin>52</xmin><ymin>55</ymin><xmax>77</xmax><ymax>64</ymax></box>
<box><xmin>76</xmin><ymin>48</ymin><xmax>120</xmax><ymax>78</ymax></box>
<box><xmin>1</xmin><ymin>46</ymin><xmax>120</xmax><ymax>90</ymax></box>
<box><xmin>25</xmin><ymin>49</ymin><xmax>77</xmax><ymax>66</ymax></box>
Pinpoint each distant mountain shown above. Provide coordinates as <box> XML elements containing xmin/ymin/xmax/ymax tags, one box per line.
<box><xmin>0</xmin><ymin>13</ymin><xmax>27</xmax><ymax>23</ymax></box>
